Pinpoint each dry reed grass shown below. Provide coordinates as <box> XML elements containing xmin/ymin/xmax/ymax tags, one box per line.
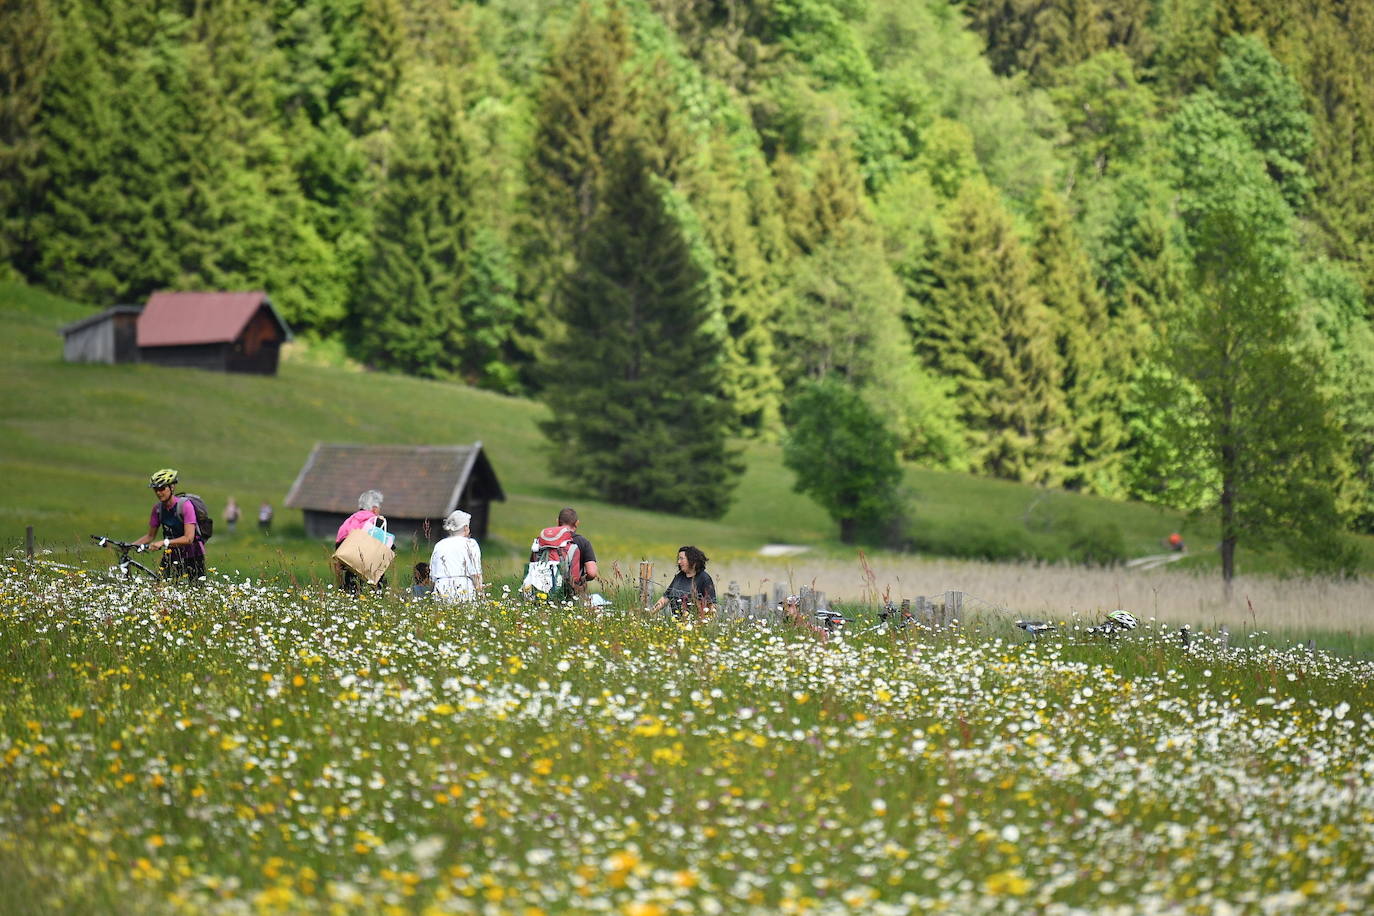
<box><xmin>710</xmin><ymin>554</ymin><xmax>1374</xmax><ymax>634</ymax></box>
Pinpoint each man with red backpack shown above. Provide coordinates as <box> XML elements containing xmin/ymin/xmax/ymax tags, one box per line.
<box><xmin>132</xmin><ymin>468</ymin><xmax>208</xmax><ymax>581</ymax></box>
<box><xmin>522</xmin><ymin>507</ymin><xmax>598</xmax><ymax>599</ymax></box>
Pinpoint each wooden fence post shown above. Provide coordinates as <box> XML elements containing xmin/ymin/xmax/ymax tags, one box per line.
<box><xmin>943</xmin><ymin>590</ymin><xmax>963</xmax><ymax>626</ymax></box>
<box><xmin>914</xmin><ymin>596</ymin><xmax>928</xmax><ymax>624</ymax></box>
<box><xmin>726</xmin><ymin>581</ymin><xmax>741</xmax><ymax>617</ymax></box>
<box><xmin>26</xmin><ymin>526</ymin><xmax>35</xmax><ymax>559</ymax></box>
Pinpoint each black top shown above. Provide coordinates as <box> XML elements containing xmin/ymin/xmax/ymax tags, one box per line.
<box><xmin>572</xmin><ymin>533</ymin><xmax>596</xmax><ymax>566</ymax></box>
<box><xmin>663</xmin><ymin>570</ymin><xmax>716</xmax><ymax>612</ymax></box>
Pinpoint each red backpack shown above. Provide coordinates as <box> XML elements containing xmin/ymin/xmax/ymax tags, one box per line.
<box><xmin>531</xmin><ymin>525</ymin><xmax>583</xmax><ymax>589</ymax></box>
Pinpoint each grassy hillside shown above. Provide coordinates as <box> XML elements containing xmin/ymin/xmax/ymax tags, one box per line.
<box><xmin>3</xmin><ymin>282</ymin><xmax>1366</xmax><ymax>587</ymax></box>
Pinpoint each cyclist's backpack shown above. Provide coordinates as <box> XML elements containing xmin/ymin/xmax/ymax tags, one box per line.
<box><xmin>521</xmin><ymin>525</ymin><xmax>580</xmax><ymax>598</ymax></box>
<box><xmin>161</xmin><ymin>493</ymin><xmax>214</xmax><ymax>542</ymax></box>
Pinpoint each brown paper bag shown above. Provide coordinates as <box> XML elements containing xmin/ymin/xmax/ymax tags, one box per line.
<box><xmin>332</xmin><ymin>526</ymin><xmax>394</xmax><ymax>585</ymax></box>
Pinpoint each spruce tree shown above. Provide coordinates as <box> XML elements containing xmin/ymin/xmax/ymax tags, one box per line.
<box><xmin>1295</xmin><ymin>5</ymin><xmax>1374</xmax><ymax>297</ymax></box>
<box><xmin>540</xmin><ymin>140</ymin><xmax>742</xmax><ymax>518</ymax></box>
<box><xmin>919</xmin><ymin>181</ymin><xmax>1069</xmax><ymax>483</ymax></box>
<box><xmin>0</xmin><ymin>0</ymin><xmax>56</xmax><ymax>280</ymax></box>
<box><xmin>1032</xmin><ymin>186</ymin><xmax>1128</xmax><ymax>495</ymax></box>
<box><xmin>774</xmin><ymin>137</ymin><xmax>967</xmax><ymax>466</ymax></box>
<box><xmin>689</xmin><ymin>131</ymin><xmax>786</xmax><ymax>434</ymax></box>
<box><xmin>519</xmin><ymin>1</ymin><xmax>637</xmax><ymax>377</ymax></box>
<box><xmin>525</xmin><ymin>2</ymin><xmax>635</xmax><ymax>271</ymax></box>
<box><xmin>32</xmin><ymin>0</ymin><xmax>188</xmax><ymax>304</ymax></box>
<box><xmin>173</xmin><ymin>0</ymin><xmax>349</xmax><ymax>330</ymax></box>
<box><xmin>348</xmin><ymin>87</ymin><xmax>469</xmax><ymax>377</ymax></box>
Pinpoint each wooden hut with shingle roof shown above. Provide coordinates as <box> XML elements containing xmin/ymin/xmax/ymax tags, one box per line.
<box><xmin>59</xmin><ymin>305</ymin><xmax>144</xmax><ymax>364</ymax></box>
<box><xmin>284</xmin><ymin>442</ymin><xmax>505</xmax><ymax>544</ymax></box>
<box><xmin>138</xmin><ymin>290</ymin><xmax>291</xmax><ymax>375</ymax></box>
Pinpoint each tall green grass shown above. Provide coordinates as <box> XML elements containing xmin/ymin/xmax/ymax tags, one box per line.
<box><xmin>3</xmin><ymin>572</ymin><xmax>1373</xmax><ymax>913</ymax></box>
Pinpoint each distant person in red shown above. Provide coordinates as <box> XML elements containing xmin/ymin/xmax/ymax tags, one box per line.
<box><xmin>1167</xmin><ymin>532</ymin><xmax>1185</xmax><ymax>552</ymax></box>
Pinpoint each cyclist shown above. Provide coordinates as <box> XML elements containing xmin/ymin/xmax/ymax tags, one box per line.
<box><xmin>132</xmin><ymin>468</ymin><xmax>206</xmax><ymax>581</ymax></box>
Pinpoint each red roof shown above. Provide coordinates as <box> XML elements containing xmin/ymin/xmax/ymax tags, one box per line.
<box><xmin>137</xmin><ymin>291</ymin><xmax>288</xmax><ymax>347</ymax></box>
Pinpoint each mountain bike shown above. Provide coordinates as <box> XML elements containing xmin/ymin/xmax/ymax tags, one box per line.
<box><xmin>90</xmin><ymin>535</ymin><xmax>161</xmax><ymax>581</ymax></box>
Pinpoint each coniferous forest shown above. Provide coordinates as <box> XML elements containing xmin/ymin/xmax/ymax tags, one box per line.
<box><xmin>3</xmin><ymin>0</ymin><xmax>1373</xmax><ymax>575</ymax></box>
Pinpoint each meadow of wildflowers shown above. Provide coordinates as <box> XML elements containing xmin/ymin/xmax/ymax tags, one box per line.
<box><xmin>3</xmin><ymin>565</ymin><xmax>1373</xmax><ymax>914</ymax></box>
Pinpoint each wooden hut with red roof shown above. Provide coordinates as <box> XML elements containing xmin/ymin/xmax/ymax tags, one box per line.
<box><xmin>284</xmin><ymin>442</ymin><xmax>505</xmax><ymax>544</ymax></box>
<box><xmin>137</xmin><ymin>290</ymin><xmax>291</xmax><ymax>375</ymax></box>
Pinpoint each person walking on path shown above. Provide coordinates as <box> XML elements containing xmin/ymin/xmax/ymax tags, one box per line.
<box><xmin>258</xmin><ymin>500</ymin><xmax>273</xmax><ymax>535</ymax></box>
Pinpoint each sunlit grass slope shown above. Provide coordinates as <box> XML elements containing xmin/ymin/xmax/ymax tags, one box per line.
<box><xmin>2</xmin><ymin>281</ymin><xmax>1366</xmax><ymax>585</ymax></box>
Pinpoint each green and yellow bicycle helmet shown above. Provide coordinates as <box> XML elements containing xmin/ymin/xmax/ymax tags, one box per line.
<box><xmin>148</xmin><ymin>468</ymin><xmax>179</xmax><ymax>489</ymax></box>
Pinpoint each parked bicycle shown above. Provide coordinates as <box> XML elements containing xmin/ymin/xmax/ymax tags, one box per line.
<box><xmin>1016</xmin><ymin>609</ymin><xmax>1139</xmax><ymax>643</ymax></box>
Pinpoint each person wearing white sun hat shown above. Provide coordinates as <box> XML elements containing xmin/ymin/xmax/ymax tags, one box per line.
<box><xmin>430</xmin><ymin>509</ymin><xmax>484</xmax><ymax>602</ymax></box>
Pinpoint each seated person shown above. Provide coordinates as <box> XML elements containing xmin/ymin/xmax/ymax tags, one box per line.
<box><xmin>651</xmin><ymin>546</ymin><xmax>716</xmax><ymax>619</ymax></box>
<box><xmin>411</xmin><ymin>562</ymin><xmax>434</xmax><ymax>597</ymax></box>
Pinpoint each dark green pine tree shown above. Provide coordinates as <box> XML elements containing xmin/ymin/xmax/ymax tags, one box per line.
<box><xmin>0</xmin><ymin>0</ymin><xmax>56</xmax><ymax>280</ymax></box>
<box><xmin>525</xmin><ymin>1</ymin><xmax>635</xmax><ymax>274</ymax></box>
<box><xmin>540</xmin><ymin>141</ymin><xmax>742</xmax><ymax>519</ymax></box>
<box><xmin>1296</xmin><ymin>4</ymin><xmax>1374</xmax><ymax>298</ymax></box>
<box><xmin>684</xmin><ymin>130</ymin><xmax>786</xmax><ymax>435</ymax></box>
<box><xmin>31</xmin><ymin>0</ymin><xmax>188</xmax><ymax>304</ymax></box>
<box><xmin>919</xmin><ymin>181</ymin><xmax>1069</xmax><ymax>484</ymax></box>
<box><xmin>1032</xmin><ymin>186</ymin><xmax>1129</xmax><ymax>495</ymax></box>
<box><xmin>348</xmin><ymin>89</ymin><xmax>469</xmax><ymax>376</ymax></box>
<box><xmin>963</xmin><ymin>0</ymin><xmax>1152</xmax><ymax>84</ymax></box>
<box><xmin>172</xmin><ymin>0</ymin><xmax>350</xmax><ymax>331</ymax></box>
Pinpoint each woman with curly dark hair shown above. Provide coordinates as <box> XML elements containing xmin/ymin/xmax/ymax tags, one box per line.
<box><xmin>652</xmin><ymin>545</ymin><xmax>716</xmax><ymax>618</ymax></box>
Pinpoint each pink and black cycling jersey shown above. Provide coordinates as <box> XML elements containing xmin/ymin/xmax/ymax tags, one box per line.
<box><xmin>149</xmin><ymin>498</ymin><xmax>206</xmax><ymax>557</ymax></box>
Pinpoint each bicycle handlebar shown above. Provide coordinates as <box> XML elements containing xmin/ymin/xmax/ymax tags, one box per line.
<box><xmin>90</xmin><ymin>534</ymin><xmax>145</xmax><ymax>552</ymax></box>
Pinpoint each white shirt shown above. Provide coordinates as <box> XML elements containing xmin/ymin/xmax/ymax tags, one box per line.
<box><xmin>430</xmin><ymin>535</ymin><xmax>481</xmax><ymax>602</ymax></box>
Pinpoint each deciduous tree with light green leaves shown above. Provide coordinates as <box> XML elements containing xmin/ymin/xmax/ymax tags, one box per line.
<box><xmin>782</xmin><ymin>377</ymin><xmax>903</xmax><ymax>544</ymax></box>
<box><xmin>1161</xmin><ymin>92</ymin><xmax>1352</xmax><ymax>588</ymax></box>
